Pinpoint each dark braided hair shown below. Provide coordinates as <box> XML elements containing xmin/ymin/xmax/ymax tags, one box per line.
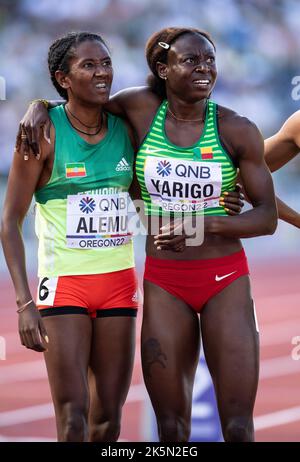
<box><xmin>145</xmin><ymin>27</ymin><xmax>216</xmax><ymax>99</ymax></box>
<box><xmin>48</xmin><ymin>32</ymin><xmax>109</xmax><ymax>100</ymax></box>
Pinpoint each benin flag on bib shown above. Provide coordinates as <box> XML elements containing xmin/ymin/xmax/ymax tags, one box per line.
<box><xmin>200</xmin><ymin>147</ymin><xmax>213</xmax><ymax>160</ymax></box>
<box><xmin>65</xmin><ymin>163</ymin><xmax>86</xmax><ymax>178</ymax></box>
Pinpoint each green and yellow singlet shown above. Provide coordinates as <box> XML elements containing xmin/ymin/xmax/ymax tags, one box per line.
<box><xmin>136</xmin><ymin>100</ymin><xmax>237</xmax><ymax>217</ymax></box>
<box><xmin>34</xmin><ymin>105</ymin><xmax>134</xmax><ymax>277</ymax></box>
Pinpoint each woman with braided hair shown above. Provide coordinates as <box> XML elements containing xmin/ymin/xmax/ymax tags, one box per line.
<box><xmin>2</xmin><ymin>31</ymin><xmax>142</xmax><ymax>442</ymax></box>
<box><xmin>12</xmin><ymin>27</ymin><xmax>273</xmax><ymax>443</ymax></box>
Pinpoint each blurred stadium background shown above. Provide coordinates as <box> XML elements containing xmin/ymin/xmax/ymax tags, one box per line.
<box><xmin>0</xmin><ymin>0</ymin><xmax>299</xmax><ymax>442</ymax></box>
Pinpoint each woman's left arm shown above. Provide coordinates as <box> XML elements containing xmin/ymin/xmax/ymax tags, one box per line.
<box><xmin>206</xmin><ymin>117</ymin><xmax>277</xmax><ymax>238</ymax></box>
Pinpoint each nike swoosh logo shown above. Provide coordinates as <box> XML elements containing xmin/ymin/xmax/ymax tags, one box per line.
<box><xmin>215</xmin><ymin>271</ymin><xmax>237</xmax><ymax>282</ymax></box>
<box><xmin>145</xmin><ymin>147</ymin><xmax>165</xmax><ymax>154</ymax></box>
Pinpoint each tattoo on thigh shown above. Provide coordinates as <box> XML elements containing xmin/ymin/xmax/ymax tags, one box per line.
<box><xmin>142</xmin><ymin>338</ymin><xmax>167</xmax><ymax>378</ymax></box>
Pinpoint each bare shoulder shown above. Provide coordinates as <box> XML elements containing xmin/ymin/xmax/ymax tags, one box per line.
<box><xmin>217</xmin><ymin>104</ymin><xmax>263</xmax><ymax>155</ymax></box>
<box><xmin>218</xmin><ymin>104</ymin><xmax>260</xmax><ymax>132</ymax></box>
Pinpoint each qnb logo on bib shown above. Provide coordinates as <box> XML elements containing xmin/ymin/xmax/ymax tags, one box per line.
<box><xmin>157</xmin><ymin>160</ymin><xmax>172</xmax><ymax>177</ymax></box>
<box><xmin>145</xmin><ymin>156</ymin><xmax>222</xmax><ymax>212</ymax></box>
<box><xmin>66</xmin><ymin>192</ymin><xmax>132</xmax><ymax>249</ymax></box>
<box><xmin>79</xmin><ymin>197</ymin><xmax>96</xmax><ymax>214</ymax></box>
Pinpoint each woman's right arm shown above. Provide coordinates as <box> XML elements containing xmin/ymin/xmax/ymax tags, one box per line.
<box><xmin>1</xmin><ymin>141</ymin><xmax>50</xmax><ymax>352</ymax></box>
<box><xmin>264</xmin><ymin>111</ymin><xmax>300</xmax><ymax>172</ymax></box>
<box><xmin>264</xmin><ymin>112</ymin><xmax>300</xmax><ymax>227</ymax></box>
<box><xmin>17</xmin><ymin>87</ymin><xmax>160</xmax><ymax>158</ymax></box>
<box><xmin>276</xmin><ymin>197</ymin><xmax>300</xmax><ymax>228</ymax></box>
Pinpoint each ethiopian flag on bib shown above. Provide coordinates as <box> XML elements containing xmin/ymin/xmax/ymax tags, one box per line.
<box><xmin>65</xmin><ymin>163</ymin><xmax>86</xmax><ymax>178</ymax></box>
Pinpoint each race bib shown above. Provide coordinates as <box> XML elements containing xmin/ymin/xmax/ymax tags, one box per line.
<box><xmin>144</xmin><ymin>157</ymin><xmax>222</xmax><ymax>213</ymax></box>
<box><xmin>66</xmin><ymin>192</ymin><xmax>132</xmax><ymax>249</ymax></box>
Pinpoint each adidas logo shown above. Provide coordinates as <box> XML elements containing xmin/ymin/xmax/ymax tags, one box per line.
<box><xmin>116</xmin><ymin>157</ymin><xmax>131</xmax><ymax>172</ymax></box>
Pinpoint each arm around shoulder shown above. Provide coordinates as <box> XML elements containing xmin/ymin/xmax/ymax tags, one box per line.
<box><xmin>106</xmin><ymin>86</ymin><xmax>161</xmax><ymax>119</ymax></box>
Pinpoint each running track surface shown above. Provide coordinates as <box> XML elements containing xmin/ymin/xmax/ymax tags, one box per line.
<box><xmin>0</xmin><ymin>257</ymin><xmax>299</xmax><ymax>442</ymax></box>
